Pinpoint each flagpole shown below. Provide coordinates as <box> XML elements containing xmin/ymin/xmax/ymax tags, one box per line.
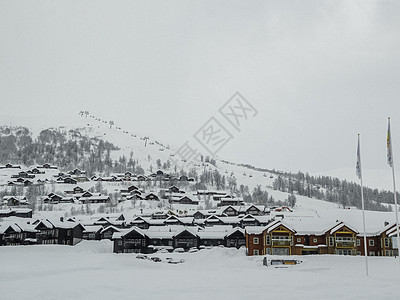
<box><xmin>391</xmin><ymin>156</ymin><xmax>400</xmax><ymax>263</ymax></box>
<box><xmin>357</xmin><ymin>134</ymin><xmax>369</xmax><ymax>276</ymax></box>
<box><xmin>388</xmin><ymin>117</ymin><xmax>400</xmax><ymax>263</ymax></box>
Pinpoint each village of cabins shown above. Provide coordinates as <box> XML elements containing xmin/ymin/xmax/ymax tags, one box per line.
<box><xmin>0</xmin><ymin>163</ymin><xmax>399</xmax><ymax>257</ymax></box>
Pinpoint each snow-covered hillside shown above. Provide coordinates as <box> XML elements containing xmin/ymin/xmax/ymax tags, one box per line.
<box><xmin>1</xmin><ymin>113</ymin><xmax>399</xmax><ymax>225</ymax></box>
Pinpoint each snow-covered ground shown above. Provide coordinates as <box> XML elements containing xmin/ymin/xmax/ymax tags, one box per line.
<box><xmin>0</xmin><ymin>241</ymin><xmax>399</xmax><ymax>300</ymax></box>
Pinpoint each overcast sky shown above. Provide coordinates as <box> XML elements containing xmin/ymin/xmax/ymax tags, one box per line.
<box><xmin>1</xmin><ymin>0</ymin><xmax>400</xmax><ymax>179</ymax></box>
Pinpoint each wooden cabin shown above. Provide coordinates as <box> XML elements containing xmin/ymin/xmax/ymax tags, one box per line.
<box><xmin>113</xmin><ymin>227</ymin><xmax>149</xmax><ymax>254</ymax></box>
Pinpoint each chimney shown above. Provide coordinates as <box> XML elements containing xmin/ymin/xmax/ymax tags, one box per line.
<box><xmin>60</xmin><ymin>217</ymin><xmax>64</xmax><ymax>222</ymax></box>
<box><xmin>384</xmin><ymin>221</ymin><xmax>389</xmax><ymax>227</ymax></box>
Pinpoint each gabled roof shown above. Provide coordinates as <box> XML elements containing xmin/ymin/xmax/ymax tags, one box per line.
<box><xmin>225</xmin><ymin>227</ymin><xmax>245</xmax><ymax>237</ymax></box>
<box><xmin>145</xmin><ymin>192</ymin><xmax>158</xmax><ymax>197</ymax></box>
<box><xmin>246</xmin><ymin>204</ymin><xmax>264</xmax><ymax>212</ymax></box>
<box><xmin>240</xmin><ymin>214</ymin><xmax>257</xmax><ymax>221</ymax></box>
<box><xmin>131</xmin><ymin>216</ymin><xmax>150</xmax><ymax>224</ymax></box>
<box><xmin>113</xmin><ymin>226</ymin><xmax>145</xmax><ymax>239</ymax></box>
<box><xmin>329</xmin><ymin>221</ymin><xmax>358</xmax><ymax>235</ymax></box>
<box><xmin>50</xmin><ymin>220</ymin><xmax>85</xmax><ymax>230</ymax></box>
<box><xmin>100</xmin><ymin>225</ymin><xmax>121</xmax><ymax>234</ymax></box>
<box><xmin>205</xmin><ymin>215</ymin><xmax>223</xmax><ymax>222</ymax></box>
<box><xmin>2</xmin><ymin>195</ymin><xmax>27</xmax><ymax>201</ymax></box>
<box><xmin>83</xmin><ymin>225</ymin><xmax>103</xmax><ymax>233</ymax></box>
<box><xmin>165</xmin><ymin>215</ymin><xmax>183</xmax><ymax>223</ymax></box>
<box><xmin>377</xmin><ymin>223</ymin><xmax>397</xmax><ymax>235</ymax></box>
<box><xmin>386</xmin><ymin>225</ymin><xmax>400</xmax><ymax>237</ymax></box>
<box><xmin>222</xmin><ymin>205</ymin><xmax>238</xmax><ymax>212</ymax></box>
<box><xmin>0</xmin><ymin>223</ymin><xmax>21</xmax><ymax>234</ymax></box>
<box><xmin>173</xmin><ymin>227</ymin><xmax>198</xmax><ymax>238</ymax></box>
<box><xmin>33</xmin><ymin>218</ymin><xmax>83</xmax><ymax>230</ymax></box>
<box><xmin>266</xmin><ymin>221</ymin><xmax>296</xmax><ymax>234</ymax></box>
<box><xmin>34</xmin><ymin>219</ymin><xmax>54</xmax><ymax>230</ymax></box>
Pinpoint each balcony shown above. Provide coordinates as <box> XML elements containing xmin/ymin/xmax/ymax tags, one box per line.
<box><xmin>335</xmin><ymin>240</ymin><xmax>355</xmax><ymax>248</ymax></box>
<box><xmin>4</xmin><ymin>236</ymin><xmax>22</xmax><ymax>242</ymax></box>
<box><xmin>124</xmin><ymin>239</ymin><xmax>143</xmax><ymax>246</ymax></box>
<box><xmin>36</xmin><ymin>232</ymin><xmax>54</xmax><ymax>238</ymax></box>
<box><xmin>272</xmin><ymin>239</ymin><xmax>291</xmax><ymax>247</ymax></box>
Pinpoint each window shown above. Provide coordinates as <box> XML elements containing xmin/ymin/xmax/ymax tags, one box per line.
<box><xmin>369</xmin><ymin>251</ymin><xmax>375</xmax><ymax>256</ymax></box>
<box><xmin>67</xmin><ymin>230</ymin><xmax>71</xmax><ymax>236</ymax></box>
<box><xmin>253</xmin><ymin>250</ymin><xmax>259</xmax><ymax>255</ymax></box>
<box><xmin>118</xmin><ymin>240</ymin><xmax>122</xmax><ymax>246</ymax></box>
<box><xmin>55</xmin><ymin>229</ymin><xmax>59</xmax><ymax>238</ymax></box>
<box><xmin>297</xmin><ymin>238</ymin><xmax>301</xmax><ymax>243</ymax></box>
<box><xmin>313</xmin><ymin>238</ymin><xmax>317</xmax><ymax>243</ymax></box>
<box><xmin>329</xmin><ymin>236</ymin><xmax>334</xmax><ymax>247</ymax></box>
<box><xmin>369</xmin><ymin>240</ymin><xmax>374</xmax><ymax>247</ymax></box>
<box><xmin>357</xmin><ymin>251</ymin><xmax>361</xmax><ymax>256</ymax></box>
<box><xmin>266</xmin><ymin>235</ymin><xmax>271</xmax><ymax>245</ymax></box>
<box><xmin>266</xmin><ymin>248</ymin><xmax>271</xmax><ymax>255</ymax></box>
<box><xmin>385</xmin><ymin>250</ymin><xmax>390</xmax><ymax>256</ymax></box>
<box><xmin>253</xmin><ymin>237</ymin><xmax>259</xmax><ymax>245</ymax></box>
<box><xmin>357</xmin><ymin>239</ymin><xmax>360</xmax><ymax>246</ymax></box>
<box><xmin>384</xmin><ymin>238</ymin><xmax>390</xmax><ymax>248</ymax></box>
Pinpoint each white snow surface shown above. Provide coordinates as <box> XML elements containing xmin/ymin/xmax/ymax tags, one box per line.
<box><xmin>0</xmin><ymin>241</ymin><xmax>399</xmax><ymax>300</ymax></box>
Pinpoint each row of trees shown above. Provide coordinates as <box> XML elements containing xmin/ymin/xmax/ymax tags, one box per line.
<box><xmin>0</xmin><ymin>126</ymin><xmax>120</xmax><ymax>172</ymax></box>
<box><xmin>272</xmin><ymin>171</ymin><xmax>393</xmax><ymax>212</ymax></box>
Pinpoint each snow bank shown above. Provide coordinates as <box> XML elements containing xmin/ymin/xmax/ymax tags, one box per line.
<box><xmin>74</xmin><ymin>240</ymin><xmax>113</xmax><ymax>253</ymax></box>
<box><xmin>0</xmin><ymin>245</ymin><xmax>399</xmax><ymax>300</ymax></box>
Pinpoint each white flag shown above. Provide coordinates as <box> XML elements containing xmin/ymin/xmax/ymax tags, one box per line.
<box><xmin>388</xmin><ymin>118</ymin><xmax>393</xmax><ymax>167</ymax></box>
<box><xmin>356</xmin><ymin>135</ymin><xmax>362</xmax><ymax>179</ymax></box>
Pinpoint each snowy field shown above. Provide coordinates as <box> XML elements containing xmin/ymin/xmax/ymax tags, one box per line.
<box><xmin>0</xmin><ymin>241</ymin><xmax>399</xmax><ymax>300</ymax></box>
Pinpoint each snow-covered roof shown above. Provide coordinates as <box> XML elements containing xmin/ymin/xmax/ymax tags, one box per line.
<box><xmin>173</xmin><ymin>227</ymin><xmax>198</xmax><ymax>237</ymax></box>
<box><xmin>226</xmin><ymin>227</ymin><xmax>245</xmax><ymax>237</ymax></box>
<box><xmin>0</xmin><ymin>223</ymin><xmax>21</xmax><ymax>234</ymax></box>
<box><xmin>329</xmin><ymin>222</ymin><xmax>358</xmax><ymax>235</ymax></box>
<box><xmin>83</xmin><ymin>225</ymin><xmax>103</xmax><ymax>233</ymax></box>
<box><xmin>197</xmin><ymin>230</ymin><xmax>226</xmax><ymax>239</ymax></box>
<box><xmin>145</xmin><ymin>230</ymin><xmax>175</xmax><ymax>239</ymax></box>
<box><xmin>100</xmin><ymin>225</ymin><xmax>121</xmax><ymax>234</ymax></box>
<box><xmin>113</xmin><ymin>226</ymin><xmax>145</xmax><ymax>239</ymax></box>
<box><xmin>265</xmin><ymin>221</ymin><xmax>296</xmax><ymax>233</ymax></box>
<box><xmin>245</xmin><ymin>226</ymin><xmax>266</xmax><ymax>235</ymax></box>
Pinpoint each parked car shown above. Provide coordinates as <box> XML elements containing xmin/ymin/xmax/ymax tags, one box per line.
<box><xmin>151</xmin><ymin>257</ymin><xmax>162</xmax><ymax>262</ymax></box>
<box><xmin>188</xmin><ymin>247</ymin><xmax>199</xmax><ymax>253</ymax></box>
<box><xmin>173</xmin><ymin>248</ymin><xmax>185</xmax><ymax>253</ymax></box>
<box><xmin>168</xmin><ymin>259</ymin><xmax>185</xmax><ymax>264</ymax></box>
<box><xmin>136</xmin><ymin>254</ymin><xmax>148</xmax><ymax>260</ymax></box>
<box><xmin>157</xmin><ymin>248</ymin><xmax>170</xmax><ymax>254</ymax></box>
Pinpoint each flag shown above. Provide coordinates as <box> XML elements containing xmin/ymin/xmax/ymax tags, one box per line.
<box><xmin>388</xmin><ymin>118</ymin><xmax>393</xmax><ymax>167</ymax></box>
<box><xmin>356</xmin><ymin>135</ymin><xmax>362</xmax><ymax>179</ymax></box>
